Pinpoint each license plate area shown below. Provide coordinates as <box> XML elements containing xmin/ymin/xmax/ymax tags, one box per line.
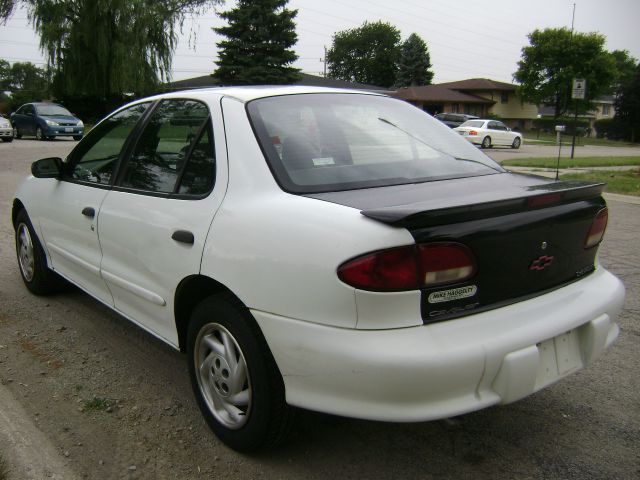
<box><xmin>535</xmin><ymin>330</ymin><xmax>583</xmax><ymax>389</ymax></box>
<box><xmin>65</xmin><ymin>127</ymin><xmax>74</xmax><ymax>132</ymax></box>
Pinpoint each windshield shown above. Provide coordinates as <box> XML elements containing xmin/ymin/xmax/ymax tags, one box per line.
<box><xmin>460</xmin><ymin>120</ymin><xmax>485</xmax><ymax>128</ymax></box>
<box><xmin>247</xmin><ymin>94</ymin><xmax>503</xmax><ymax>193</ymax></box>
<box><xmin>37</xmin><ymin>104</ymin><xmax>73</xmax><ymax>116</ymax></box>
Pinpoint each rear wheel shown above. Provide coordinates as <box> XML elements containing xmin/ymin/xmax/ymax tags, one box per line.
<box><xmin>1</xmin><ymin>137</ymin><xmax>12</xmax><ymax>143</ymax></box>
<box><xmin>15</xmin><ymin>210</ymin><xmax>64</xmax><ymax>294</ymax></box>
<box><xmin>481</xmin><ymin>136</ymin><xmax>491</xmax><ymax>149</ymax></box>
<box><xmin>511</xmin><ymin>137</ymin><xmax>521</xmax><ymax>149</ymax></box>
<box><xmin>187</xmin><ymin>294</ymin><xmax>292</xmax><ymax>452</ymax></box>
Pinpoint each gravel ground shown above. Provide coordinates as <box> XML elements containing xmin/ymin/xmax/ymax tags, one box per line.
<box><xmin>0</xmin><ymin>139</ymin><xmax>639</xmax><ymax>479</ymax></box>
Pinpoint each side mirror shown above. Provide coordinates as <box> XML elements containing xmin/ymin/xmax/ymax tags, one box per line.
<box><xmin>32</xmin><ymin>157</ymin><xmax>63</xmax><ymax>178</ymax></box>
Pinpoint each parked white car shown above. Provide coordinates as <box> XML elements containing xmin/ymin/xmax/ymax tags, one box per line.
<box><xmin>0</xmin><ymin>114</ymin><xmax>13</xmax><ymax>142</ymax></box>
<box><xmin>454</xmin><ymin>119</ymin><xmax>522</xmax><ymax>149</ymax></box>
<box><xmin>13</xmin><ymin>87</ymin><xmax>624</xmax><ymax>452</ymax></box>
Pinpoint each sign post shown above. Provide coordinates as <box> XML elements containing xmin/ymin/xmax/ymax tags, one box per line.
<box><xmin>570</xmin><ymin>78</ymin><xmax>586</xmax><ymax>159</ymax></box>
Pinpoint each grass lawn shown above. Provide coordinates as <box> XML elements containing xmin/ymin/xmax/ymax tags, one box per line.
<box><xmin>560</xmin><ymin>169</ymin><xmax>640</xmax><ymax>196</ymax></box>
<box><xmin>502</xmin><ymin>156</ymin><xmax>640</xmax><ymax>168</ymax></box>
<box><xmin>522</xmin><ymin>131</ymin><xmax>636</xmax><ymax>148</ymax></box>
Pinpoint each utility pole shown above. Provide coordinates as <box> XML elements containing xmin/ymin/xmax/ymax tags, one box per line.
<box><xmin>570</xmin><ymin>3</ymin><xmax>579</xmax><ymax>159</ymax></box>
<box><xmin>320</xmin><ymin>46</ymin><xmax>327</xmax><ymax>77</ymax></box>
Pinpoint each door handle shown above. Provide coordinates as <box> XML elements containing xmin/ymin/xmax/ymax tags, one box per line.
<box><xmin>82</xmin><ymin>207</ymin><xmax>95</xmax><ymax>218</ymax></box>
<box><xmin>172</xmin><ymin>230</ymin><xmax>194</xmax><ymax>245</ymax></box>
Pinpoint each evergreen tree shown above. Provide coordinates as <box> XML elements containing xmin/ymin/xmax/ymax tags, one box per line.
<box><xmin>615</xmin><ymin>62</ymin><xmax>640</xmax><ymax>142</ymax></box>
<box><xmin>395</xmin><ymin>33</ymin><xmax>433</xmax><ymax>87</ymax></box>
<box><xmin>214</xmin><ymin>0</ymin><xmax>300</xmax><ymax>85</ymax></box>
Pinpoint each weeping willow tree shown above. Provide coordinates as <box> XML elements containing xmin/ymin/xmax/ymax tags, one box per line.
<box><xmin>1</xmin><ymin>0</ymin><xmax>220</xmax><ymax>113</ymax></box>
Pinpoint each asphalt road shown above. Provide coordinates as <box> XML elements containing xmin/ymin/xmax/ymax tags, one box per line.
<box><xmin>1</xmin><ymin>139</ymin><xmax>639</xmax><ymax>479</ymax></box>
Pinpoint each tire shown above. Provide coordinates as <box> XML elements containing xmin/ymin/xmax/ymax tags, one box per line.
<box><xmin>2</xmin><ymin>137</ymin><xmax>12</xmax><ymax>142</ymax></box>
<box><xmin>35</xmin><ymin>126</ymin><xmax>45</xmax><ymax>141</ymax></box>
<box><xmin>14</xmin><ymin>127</ymin><xmax>21</xmax><ymax>139</ymax></box>
<box><xmin>481</xmin><ymin>136</ymin><xmax>491</xmax><ymax>149</ymax></box>
<box><xmin>187</xmin><ymin>293</ymin><xmax>292</xmax><ymax>452</ymax></box>
<box><xmin>73</xmin><ymin>135</ymin><xmax>83</xmax><ymax>141</ymax></box>
<box><xmin>15</xmin><ymin>210</ymin><xmax>64</xmax><ymax>295</ymax></box>
<box><xmin>511</xmin><ymin>137</ymin><xmax>521</xmax><ymax>149</ymax></box>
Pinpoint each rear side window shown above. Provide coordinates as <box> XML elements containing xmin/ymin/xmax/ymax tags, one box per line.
<box><xmin>248</xmin><ymin>94</ymin><xmax>502</xmax><ymax>193</ymax></box>
<box><xmin>119</xmin><ymin>99</ymin><xmax>212</xmax><ymax>194</ymax></box>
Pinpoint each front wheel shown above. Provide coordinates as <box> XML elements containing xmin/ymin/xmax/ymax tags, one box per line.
<box><xmin>35</xmin><ymin>126</ymin><xmax>45</xmax><ymax>141</ymax></box>
<box><xmin>15</xmin><ymin>210</ymin><xmax>64</xmax><ymax>294</ymax></box>
<box><xmin>1</xmin><ymin>137</ymin><xmax>12</xmax><ymax>143</ymax></box>
<box><xmin>481</xmin><ymin>136</ymin><xmax>492</xmax><ymax>149</ymax></box>
<box><xmin>187</xmin><ymin>294</ymin><xmax>292</xmax><ymax>452</ymax></box>
<box><xmin>14</xmin><ymin>127</ymin><xmax>22</xmax><ymax>139</ymax></box>
<box><xmin>511</xmin><ymin>137</ymin><xmax>521</xmax><ymax>149</ymax></box>
<box><xmin>73</xmin><ymin>135</ymin><xmax>83</xmax><ymax>141</ymax></box>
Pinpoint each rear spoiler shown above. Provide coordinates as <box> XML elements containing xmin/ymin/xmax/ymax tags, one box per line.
<box><xmin>361</xmin><ymin>181</ymin><xmax>605</xmax><ymax>228</ymax></box>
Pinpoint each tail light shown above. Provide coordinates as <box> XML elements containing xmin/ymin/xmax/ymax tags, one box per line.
<box><xmin>337</xmin><ymin>242</ymin><xmax>477</xmax><ymax>292</ymax></box>
<box><xmin>469</xmin><ymin>130</ymin><xmax>478</xmax><ymax>136</ymax></box>
<box><xmin>584</xmin><ymin>207</ymin><xmax>608</xmax><ymax>248</ymax></box>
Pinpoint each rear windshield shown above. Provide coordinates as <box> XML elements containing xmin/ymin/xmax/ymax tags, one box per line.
<box><xmin>247</xmin><ymin>94</ymin><xmax>503</xmax><ymax>193</ymax></box>
<box><xmin>460</xmin><ymin>120</ymin><xmax>485</xmax><ymax>128</ymax></box>
<box><xmin>37</xmin><ymin>104</ymin><xmax>73</xmax><ymax>116</ymax></box>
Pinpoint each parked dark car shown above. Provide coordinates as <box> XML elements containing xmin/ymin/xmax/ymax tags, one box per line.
<box><xmin>11</xmin><ymin>103</ymin><xmax>84</xmax><ymax>141</ymax></box>
<box><xmin>435</xmin><ymin>113</ymin><xmax>479</xmax><ymax>128</ymax></box>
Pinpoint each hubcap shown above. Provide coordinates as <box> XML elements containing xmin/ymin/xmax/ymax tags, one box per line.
<box><xmin>194</xmin><ymin>323</ymin><xmax>251</xmax><ymax>429</ymax></box>
<box><xmin>17</xmin><ymin>223</ymin><xmax>35</xmax><ymax>282</ymax></box>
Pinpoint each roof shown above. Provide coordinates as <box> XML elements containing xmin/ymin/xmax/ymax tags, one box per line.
<box><xmin>437</xmin><ymin>78</ymin><xmax>517</xmax><ymax>91</ymax></box>
<box><xmin>391</xmin><ymin>85</ymin><xmax>493</xmax><ymax>104</ymax></box>
<box><xmin>149</xmin><ymin>85</ymin><xmax>386</xmax><ymax>103</ymax></box>
<box><xmin>164</xmin><ymin>72</ymin><xmax>389</xmax><ymax>92</ymax></box>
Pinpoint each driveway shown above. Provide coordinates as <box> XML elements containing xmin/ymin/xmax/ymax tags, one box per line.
<box><xmin>1</xmin><ymin>139</ymin><xmax>639</xmax><ymax>479</ymax></box>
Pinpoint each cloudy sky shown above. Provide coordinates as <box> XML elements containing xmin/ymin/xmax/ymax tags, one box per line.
<box><xmin>1</xmin><ymin>0</ymin><xmax>639</xmax><ymax>85</ymax></box>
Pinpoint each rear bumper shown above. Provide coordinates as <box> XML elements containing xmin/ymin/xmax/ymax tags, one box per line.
<box><xmin>254</xmin><ymin>267</ymin><xmax>625</xmax><ymax>422</ymax></box>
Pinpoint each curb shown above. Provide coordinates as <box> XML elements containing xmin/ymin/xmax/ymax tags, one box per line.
<box><xmin>0</xmin><ymin>383</ymin><xmax>79</xmax><ymax>480</ymax></box>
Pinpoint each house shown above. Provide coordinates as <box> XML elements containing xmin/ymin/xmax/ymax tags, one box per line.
<box><xmin>537</xmin><ymin>95</ymin><xmax>616</xmax><ymax>136</ymax></box>
<box><xmin>391</xmin><ymin>78</ymin><xmax>538</xmax><ymax>130</ymax></box>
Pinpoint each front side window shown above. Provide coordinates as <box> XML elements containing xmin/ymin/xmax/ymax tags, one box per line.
<box><xmin>68</xmin><ymin>102</ymin><xmax>151</xmax><ymax>185</ymax></box>
<box><xmin>119</xmin><ymin>99</ymin><xmax>211</xmax><ymax>194</ymax></box>
<box><xmin>248</xmin><ymin>94</ymin><xmax>503</xmax><ymax>193</ymax></box>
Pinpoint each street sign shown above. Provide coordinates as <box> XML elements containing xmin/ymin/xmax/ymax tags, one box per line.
<box><xmin>572</xmin><ymin>78</ymin><xmax>586</xmax><ymax>99</ymax></box>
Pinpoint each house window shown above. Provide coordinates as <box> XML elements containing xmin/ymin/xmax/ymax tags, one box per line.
<box><xmin>500</xmin><ymin>92</ymin><xmax>509</xmax><ymax>104</ymax></box>
<box><xmin>602</xmin><ymin>104</ymin><xmax>610</xmax><ymax>116</ymax></box>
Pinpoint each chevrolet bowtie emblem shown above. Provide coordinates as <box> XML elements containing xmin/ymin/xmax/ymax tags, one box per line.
<box><xmin>530</xmin><ymin>255</ymin><xmax>555</xmax><ymax>271</ymax></box>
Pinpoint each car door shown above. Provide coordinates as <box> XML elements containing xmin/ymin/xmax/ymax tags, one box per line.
<box><xmin>37</xmin><ymin>102</ymin><xmax>152</xmax><ymax>305</ymax></box>
<box><xmin>13</xmin><ymin>104</ymin><xmax>32</xmax><ymax>135</ymax></box>
<box><xmin>97</xmin><ymin>97</ymin><xmax>228</xmax><ymax>346</ymax></box>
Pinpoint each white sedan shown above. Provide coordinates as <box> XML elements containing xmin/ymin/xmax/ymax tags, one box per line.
<box><xmin>13</xmin><ymin>87</ymin><xmax>624</xmax><ymax>452</ymax></box>
<box><xmin>454</xmin><ymin>119</ymin><xmax>523</xmax><ymax>149</ymax></box>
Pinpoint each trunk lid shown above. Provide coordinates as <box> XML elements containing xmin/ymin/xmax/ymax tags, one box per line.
<box><xmin>308</xmin><ymin>172</ymin><xmax>607</xmax><ymax>323</ymax></box>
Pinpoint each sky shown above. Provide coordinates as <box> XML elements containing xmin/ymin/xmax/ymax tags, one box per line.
<box><xmin>1</xmin><ymin>0</ymin><xmax>639</xmax><ymax>85</ymax></box>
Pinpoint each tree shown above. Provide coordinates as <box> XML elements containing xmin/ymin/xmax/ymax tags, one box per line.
<box><xmin>1</xmin><ymin>1</ymin><xmax>219</xmax><ymax>114</ymax></box>
<box><xmin>615</xmin><ymin>62</ymin><xmax>640</xmax><ymax>142</ymax></box>
<box><xmin>214</xmin><ymin>0</ymin><xmax>300</xmax><ymax>85</ymax></box>
<box><xmin>0</xmin><ymin>59</ymin><xmax>10</xmax><ymax>89</ymax></box>
<box><xmin>514</xmin><ymin>28</ymin><xmax>617</xmax><ymax>118</ymax></box>
<box><xmin>395</xmin><ymin>33</ymin><xmax>433</xmax><ymax>87</ymax></box>
<box><xmin>610</xmin><ymin>49</ymin><xmax>638</xmax><ymax>90</ymax></box>
<box><xmin>327</xmin><ymin>21</ymin><xmax>401</xmax><ymax>88</ymax></box>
